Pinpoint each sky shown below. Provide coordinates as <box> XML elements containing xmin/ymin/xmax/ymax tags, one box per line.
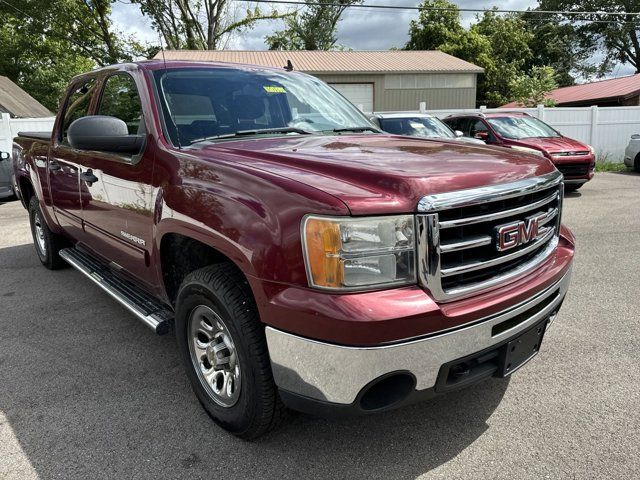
<box><xmin>111</xmin><ymin>0</ymin><xmax>538</xmax><ymax>50</ymax></box>
<box><xmin>110</xmin><ymin>0</ymin><xmax>635</xmax><ymax>77</ymax></box>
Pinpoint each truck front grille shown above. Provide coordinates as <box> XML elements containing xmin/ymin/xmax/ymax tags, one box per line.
<box><xmin>416</xmin><ymin>172</ymin><xmax>564</xmax><ymax>302</ymax></box>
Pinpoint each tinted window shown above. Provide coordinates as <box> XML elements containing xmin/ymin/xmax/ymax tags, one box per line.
<box><xmin>62</xmin><ymin>78</ymin><xmax>97</xmax><ymax>143</ymax></box>
<box><xmin>454</xmin><ymin>118</ymin><xmax>473</xmax><ymax>136</ymax></box>
<box><xmin>380</xmin><ymin>117</ymin><xmax>455</xmax><ymax>139</ymax></box>
<box><xmin>470</xmin><ymin>119</ymin><xmax>489</xmax><ymax>136</ymax></box>
<box><xmin>98</xmin><ymin>74</ymin><xmax>143</xmax><ymax>134</ymax></box>
<box><xmin>154</xmin><ymin>68</ymin><xmax>375</xmax><ymax>145</ymax></box>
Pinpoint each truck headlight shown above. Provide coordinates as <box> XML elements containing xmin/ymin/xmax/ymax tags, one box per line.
<box><xmin>302</xmin><ymin>215</ymin><xmax>416</xmax><ymax>290</ymax></box>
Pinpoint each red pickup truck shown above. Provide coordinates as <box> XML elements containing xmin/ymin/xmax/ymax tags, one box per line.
<box><xmin>13</xmin><ymin>61</ymin><xmax>575</xmax><ymax>439</ymax></box>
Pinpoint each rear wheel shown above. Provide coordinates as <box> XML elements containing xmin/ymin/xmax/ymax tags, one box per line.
<box><xmin>634</xmin><ymin>153</ymin><xmax>640</xmax><ymax>172</ymax></box>
<box><xmin>28</xmin><ymin>196</ymin><xmax>67</xmax><ymax>270</ymax></box>
<box><xmin>175</xmin><ymin>263</ymin><xmax>285</xmax><ymax>439</ymax></box>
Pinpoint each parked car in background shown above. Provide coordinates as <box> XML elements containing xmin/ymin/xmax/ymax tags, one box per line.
<box><xmin>444</xmin><ymin>112</ymin><xmax>596</xmax><ymax>191</ymax></box>
<box><xmin>372</xmin><ymin>113</ymin><xmax>485</xmax><ymax>144</ymax></box>
<box><xmin>0</xmin><ymin>151</ymin><xmax>15</xmax><ymax>200</ymax></box>
<box><xmin>624</xmin><ymin>134</ymin><xmax>640</xmax><ymax>172</ymax></box>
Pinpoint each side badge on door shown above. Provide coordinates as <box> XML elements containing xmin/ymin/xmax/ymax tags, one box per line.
<box><xmin>120</xmin><ymin>231</ymin><xmax>146</xmax><ymax>246</ymax></box>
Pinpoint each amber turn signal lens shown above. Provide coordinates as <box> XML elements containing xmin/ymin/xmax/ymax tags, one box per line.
<box><xmin>304</xmin><ymin>218</ymin><xmax>344</xmax><ymax>288</ymax></box>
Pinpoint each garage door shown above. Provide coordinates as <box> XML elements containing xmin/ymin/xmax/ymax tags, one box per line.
<box><xmin>329</xmin><ymin>83</ymin><xmax>374</xmax><ymax>112</ymax></box>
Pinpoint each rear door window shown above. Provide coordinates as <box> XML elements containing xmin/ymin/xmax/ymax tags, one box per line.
<box><xmin>61</xmin><ymin>78</ymin><xmax>97</xmax><ymax>143</ymax></box>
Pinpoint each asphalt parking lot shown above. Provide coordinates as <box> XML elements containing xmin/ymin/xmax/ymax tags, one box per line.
<box><xmin>1</xmin><ymin>172</ymin><xmax>639</xmax><ymax>479</ymax></box>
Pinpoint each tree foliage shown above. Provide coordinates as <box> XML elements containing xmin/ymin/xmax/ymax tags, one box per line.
<box><xmin>510</xmin><ymin>66</ymin><xmax>558</xmax><ymax>107</ymax></box>
<box><xmin>0</xmin><ymin>0</ymin><xmax>139</xmax><ymax>111</ymax></box>
<box><xmin>405</xmin><ymin>1</ymin><xmax>564</xmax><ymax>106</ymax></box>
<box><xmin>132</xmin><ymin>0</ymin><xmax>283</xmax><ymax>50</ymax></box>
<box><xmin>405</xmin><ymin>0</ymin><xmax>463</xmax><ymax>50</ymax></box>
<box><xmin>266</xmin><ymin>0</ymin><xmax>361</xmax><ymax>51</ymax></box>
<box><xmin>538</xmin><ymin>0</ymin><xmax>640</xmax><ymax>75</ymax></box>
<box><xmin>521</xmin><ymin>14</ymin><xmax>593</xmax><ymax>86</ymax></box>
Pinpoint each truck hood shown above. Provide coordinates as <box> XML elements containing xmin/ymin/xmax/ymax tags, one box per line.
<box><xmin>196</xmin><ymin>134</ymin><xmax>557</xmax><ymax>215</ymax></box>
<box><xmin>510</xmin><ymin>136</ymin><xmax>590</xmax><ymax>154</ymax></box>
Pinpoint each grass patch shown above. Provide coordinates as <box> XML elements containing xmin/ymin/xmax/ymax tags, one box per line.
<box><xmin>595</xmin><ymin>161</ymin><xmax>630</xmax><ymax>172</ymax></box>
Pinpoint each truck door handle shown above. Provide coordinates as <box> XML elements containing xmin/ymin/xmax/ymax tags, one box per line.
<box><xmin>80</xmin><ymin>170</ymin><xmax>98</xmax><ymax>185</ymax></box>
<box><xmin>48</xmin><ymin>161</ymin><xmax>61</xmax><ymax>172</ymax></box>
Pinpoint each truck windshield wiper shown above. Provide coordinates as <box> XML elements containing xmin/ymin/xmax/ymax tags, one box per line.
<box><xmin>332</xmin><ymin>126</ymin><xmax>380</xmax><ymax>133</ymax></box>
<box><xmin>190</xmin><ymin>127</ymin><xmax>313</xmax><ymax>144</ymax></box>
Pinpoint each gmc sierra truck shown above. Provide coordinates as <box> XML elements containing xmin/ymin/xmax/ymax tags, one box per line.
<box><xmin>13</xmin><ymin>60</ymin><xmax>575</xmax><ymax>439</ymax></box>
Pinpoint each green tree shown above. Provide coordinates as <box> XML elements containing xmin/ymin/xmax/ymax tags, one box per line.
<box><xmin>521</xmin><ymin>14</ymin><xmax>589</xmax><ymax>86</ymax></box>
<box><xmin>405</xmin><ymin>0</ymin><xmax>464</xmax><ymax>50</ymax></box>
<box><xmin>266</xmin><ymin>0</ymin><xmax>361</xmax><ymax>50</ymax></box>
<box><xmin>0</xmin><ymin>0</ymin><xmax>136</xmax><ymax>111</ymax></box>
<box><xmin>509</xmin><ymin>66</ymin><xmax>559</xmax><ymax>107</ymax></box>
<box><xmin>471</xmin><ymin>11</ymin><xmax>534</xmax><ymax>106</ymax></box>
<box><xmin>405</xmin><ymin>3</ymin><xmax>536</xmax><ymax>106</ymax></box>
<box><xmin>538</xmin><ymin>0</ymin><xmax>640</xmax><ymax>75</ymax></box>
<box><xmin>132</xmin><ymin>0</ymin><xmax>283</xmax><ymax>50</ymax></box>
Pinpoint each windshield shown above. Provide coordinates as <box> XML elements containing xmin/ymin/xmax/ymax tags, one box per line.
<box><xmin>379</xmin><ymin>117</ymin><xmax>456</xmax><ymax>139</ymax></box>
<box><xmin>153</xmin><ymin>68</ymin><xmax>376</xmax><ymax>145</ymax></box>
<box><xmin>487</xmin><ymin>116</ymin><xmax>560</xmax><ymax>139</ymax></box>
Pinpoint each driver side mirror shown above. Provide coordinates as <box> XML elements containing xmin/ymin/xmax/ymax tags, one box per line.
<box><xmin>0</xmin><ymin>151</ymin><xmax>9</xmax><ymax>161</ymax></box>
<box><xmin>68</xmin><ymin>115</ymin><xmax>144</xmax><ymax>154</ymax></box>
<box><xmin>474</xmin><ymin>131</ymin><xmax>489</xmax><ymax>140</ymax></box>
<box><xmin>454</xmin><ymin>130</ymin><xmax>464</xmax><ymax>138</ymax></box>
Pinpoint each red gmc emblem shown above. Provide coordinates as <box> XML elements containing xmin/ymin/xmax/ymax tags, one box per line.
<box><xmin>496</xmin><ymin>213</ymin><xmax>547</xmax><ymax>252</ymax></box>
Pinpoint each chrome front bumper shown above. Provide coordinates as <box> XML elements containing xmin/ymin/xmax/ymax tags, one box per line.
<box><xmin>266</xmin><ymin>267</ymin><xmax>572</xmax><ymax>405</ymax></box>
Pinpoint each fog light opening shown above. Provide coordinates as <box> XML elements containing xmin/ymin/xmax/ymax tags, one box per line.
<box><xmin>358</xmin><ymin>372</ymin><xmax>416</xmax><ymax>412</ymax></box>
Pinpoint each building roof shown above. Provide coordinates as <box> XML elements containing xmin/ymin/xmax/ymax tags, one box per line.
<box><xmin>153</xmin><ymin>50</ymin><xmax>484</xmax><ymax>74</ymax></box>
<box><xmin>502</xmin><ymin>74</ymin><xmax>640</xmax><ymax>107</ymax></box>
<box><xmin>0</xmin><ymin>76</ymin><xmax>53</xmax><ymax>118</ymax></box>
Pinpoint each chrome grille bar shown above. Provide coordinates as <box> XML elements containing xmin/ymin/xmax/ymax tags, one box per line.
<box><xmin>438</xmin><ymin>190</ymin><xmax>559</xmax><ymax>229</ymax></box>
<box><xmin>440</xmin><ymin>235</ymin><xmax>492</xmax><ymax>253</ymax></box>
<box><xmin>440</xmin><ymin>227</ymin><xmax>555</xmax><ymax>277</ymax></box>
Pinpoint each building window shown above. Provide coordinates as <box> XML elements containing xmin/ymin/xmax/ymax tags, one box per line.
<box><xmin>385</xmin><ymin>74</ymin><xmax>474</xmax><ymax>90</ymax></box>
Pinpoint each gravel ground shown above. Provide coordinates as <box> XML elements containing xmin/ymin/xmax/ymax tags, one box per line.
<box><xmin>0</xmin><ymin>172</ymin><xmax>638</xmax><ymax>480</ymax></box>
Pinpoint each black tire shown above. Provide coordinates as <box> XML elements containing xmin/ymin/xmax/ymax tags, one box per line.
<box><xmin>175</xmin><ymin>263</ymin><xmax>285</xmax><ymax>440</ymax></box>
<box><xmin>634</xmin><ymin>153</ymin><xmax>640</xmax><ymax>173</ymax></box>
<box><xmin>28</xmin><ymin>196</ymin><xmax>68</xmax><ymax>270</ymax></box>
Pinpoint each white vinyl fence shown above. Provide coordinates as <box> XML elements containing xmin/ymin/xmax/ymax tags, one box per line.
<box><xmin>0</xmin><ymin>112</ymin><xmax>55</xmax><ymax>154</ymax></box>
<box><xmin>384</xmin><ymin>104</ymin><xmax>640</xmax><ymax>162</ymax></box>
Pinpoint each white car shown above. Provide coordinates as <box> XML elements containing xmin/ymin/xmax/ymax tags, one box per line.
<box><xmin>372</xmin><ymin>112</ymin><xmax>486</xmax><ymax>145</ymax></box>
<box><xmin>624</xmin><ymin>134</ymin><xmax>640</xmax><ymax>172</ymax></box>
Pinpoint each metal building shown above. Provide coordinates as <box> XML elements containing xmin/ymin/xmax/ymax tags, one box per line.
<box><xmin>154</xmin><ymin>50</ymin><xmax>483</xmax><ymax>112</ymax></box>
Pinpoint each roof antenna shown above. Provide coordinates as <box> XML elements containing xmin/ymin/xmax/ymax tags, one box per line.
<box><xmin>284</xmin><ymin>59</ymin><xmax>294</xmax><ymax>72</ymax></box>
<box><xmin>158</xmin><ymin>33</ymin><xmax>182</xmax><ymax>149</ymax></box>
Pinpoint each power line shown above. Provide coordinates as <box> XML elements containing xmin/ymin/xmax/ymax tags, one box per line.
<box><xmin>240</xmin><ymin>0</ymin><xmax>640</xmax><ymax>18</ymax></box>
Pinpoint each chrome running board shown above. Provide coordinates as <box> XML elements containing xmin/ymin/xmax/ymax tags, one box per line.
<box><xmin>59</xmin><ymin>248</ymin><xmax>173</xmax><ymax>335</ymax></box>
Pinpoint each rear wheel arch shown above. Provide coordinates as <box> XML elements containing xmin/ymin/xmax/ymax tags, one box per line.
<box><xmin>18</xmin><ymin>176</ymin><xmax>35</xmax><ymax>208</ymax></box>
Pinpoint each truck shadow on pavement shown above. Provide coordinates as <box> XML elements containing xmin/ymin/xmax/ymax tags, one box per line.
<box><xmin>0</xmin><ymin>243</ymin><xmax>509</xmax><ymax>480</ymax></box>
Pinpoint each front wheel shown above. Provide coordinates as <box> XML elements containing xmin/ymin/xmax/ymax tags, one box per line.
<box><xmin>28</xmin><ymin>196</ymin><xmax>67</xmax><ymax>270</ymax></box>
<box><xmin>175</xmin><ymin>264</ymin><xmax>285</xmax><ymax>439</ymax></box>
